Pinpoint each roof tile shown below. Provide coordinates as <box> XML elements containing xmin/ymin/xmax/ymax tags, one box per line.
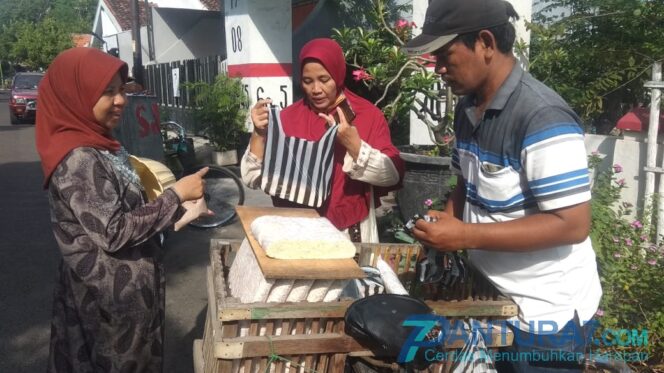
<box><xmin>103</xmin><ymin>0</ymin><xmax>153</xmax><ymax>31</ymax></box>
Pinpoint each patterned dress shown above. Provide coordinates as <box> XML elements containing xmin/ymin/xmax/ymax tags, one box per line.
<box><xmin>46</xmin><ymin>147</ymin><xmax>183</xmax><ymax>372</ymax></box>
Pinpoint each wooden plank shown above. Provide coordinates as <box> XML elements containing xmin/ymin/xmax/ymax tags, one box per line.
<box><xmin>331</xmin><ymin>353</ymin><xmax>346</xmax><ymax>373</ymax></box>
<box><xmin>316</xmin><ymin>319</ymin><xmax>334</xmax><ymax>372</ymax></box>
<box><xmin>219</xmin><ymin>301</ymin><xmax>353</xmax><ymax>321</ymax></box>
<box><xmin>206</xmin><ymin>266</ymin><xmax>239</xmax><ymax>373</ymax></box>
<box><xmin>216</xmin><ymin>298</ymin><xmax>516</xmax><ymax>322</ymax></box>
<box><xmin>216</xmin><ymin>334</ymin><xmax>365</xmax><ymax>358</ymax></box>
<box><xmin>210</xmin><ymin>240</ymin><xmax>228</xmax><ymax>320</ymax></box>
<box><xmin>259</xmin><ymin>320</ymin><xmax>275</xmax><ymax>372</ymax></box>
<box><xmin>235</xmin><ymin>206</ymin><xmax>364</xmax><ymax>279</ymax></box>
<box><xmin>218</xmin><ymin>326</ymin><xmax>512</xmax><ymax>360</ymax></box>
<box><xmin>427</xmin><ymin>299</ymin><xmax>518</xmax><ymax>317</ymax></box>
<box><xmin>193</xmin><ymin>339</ymin><xmax>204</xmax><ymax>373</ymax></box>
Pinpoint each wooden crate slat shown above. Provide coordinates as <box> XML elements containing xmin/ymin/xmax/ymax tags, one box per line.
<box><xmin>219</xmin><ymin>301</ymin><xmax>353</xmax><ymax>321</ymax></box>
<box><xmin>213</xmin><ymin>322</ymin><xmax>514</xmax><ymax>359</ymax></box>
<box><xmin>215</xmin><ymin>333</ymin><xmax>364</xmax><ymax>359</ymax></box>
<box><xmin>427</xmin><ymin>299</ymin><xmax>518</xmax><ymax>317</ymax></box>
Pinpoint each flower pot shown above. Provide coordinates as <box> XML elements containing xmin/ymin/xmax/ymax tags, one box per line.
<box><xmin>212</xmin><ymin>149</ymin><xmax>238</xmax><ymax>166</ymax></box>
<box><xmin>396</xmin><ymin>150</ymin><xmax>454</xmax><ymax>221</ymax></box>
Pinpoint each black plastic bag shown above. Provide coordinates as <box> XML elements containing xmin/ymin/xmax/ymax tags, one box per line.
<box><xmin>344</xmin><ymin>294</ymin><xmax>436</xmax><ymax>369</ymax></box>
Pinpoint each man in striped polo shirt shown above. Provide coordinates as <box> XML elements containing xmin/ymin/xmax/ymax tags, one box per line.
<box><xmin>405</xmin><ymin>0</ymin><xmax>602</xmax><ymax>371</ymax></box>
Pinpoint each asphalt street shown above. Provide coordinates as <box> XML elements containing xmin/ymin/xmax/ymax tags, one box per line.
<box><xmin>0</xmin><ymin>89</ymin><xmax>272</xmax><ymax>372</ymax></box>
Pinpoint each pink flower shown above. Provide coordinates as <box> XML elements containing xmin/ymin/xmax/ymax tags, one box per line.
<box><xmin>612</xmin><ymin>236</ymin><xmax>620</xmax><ymax>243</ymax></box>
<box><xmin>631</xmin><ymin>220</ymin><xmax>643</xmax><ymax>229</ymax></box>
<box><xmin>614</xmin><ymin>252</ymin><xmax>622</xmax><ymax>258</ymax></box>
<box><xmin>595</xmin><ymin>309</ymin><xmax>604</xmax><ymax>317</ymax></box>
<box><xmin>649</xmin><ymin>245</ymin><xmax>657</xmax><ymax>252</ymax></box>
<box><xmin>624</xmin><ymin>238</ymin><xmax>633</xmax><ymax>246</ymax></box>
<box><xmin>641</xmin><ymin>235</ymin><xmax>648</xmax><ymax>242</ymax></box>
<box><xmin>352</xmin><ymin>69</ymin><xmax>373</xmax><ymax>82</ymax></box>
<box><xmin>592</xmin><ymin>150</ymin><xmax>599</xmax><ymax>156</ymax></box>
<box><xmin>613</xmin><ymin>164</ymin><xmax>623</xmax><ymax>173</ymax></box>
<box><xmin>396</xmin><ymin>19</ymin><xmax>409</xmax><ymax>28</ymax></box>
<box><xmin>616</xmin><ymin>178</ymin><xmax>626</xmax><ymax>186</ymax></box>
<box><xmin>648</xmin><ymin>259</ymin><xmax>657</xmax><ymax>266</ymax></box>
<box><xmin>424</xmin><ymin>198</ymin><xmax>433</xmax><ymax>207</ymax></box>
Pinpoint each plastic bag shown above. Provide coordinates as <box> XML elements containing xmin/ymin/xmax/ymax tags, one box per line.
<box><xmin>451</xmin><ymin>322</ymin><xmax>498</xmax><ymax>373</ymax></box>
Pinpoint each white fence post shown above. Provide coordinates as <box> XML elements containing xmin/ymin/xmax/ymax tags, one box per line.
<box><xmin>644</xmin><ymin>62</ymin><xmax>663</xmax><ymax>241</ymax></box>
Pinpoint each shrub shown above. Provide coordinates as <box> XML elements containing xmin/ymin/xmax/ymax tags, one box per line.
<box><xmin>589</xmin><ymin>153</ymin><xmax>664</xmax><ymax>369</ymax></box>
<box><xmin>333</xmin><ymin>0</ymin><xmax>451</xmax><ymax>150</ymax></box>
<box><xmin>186</xmin><ymin>74</ymin><xmax>249</xmax><ymax>152</ymax></box>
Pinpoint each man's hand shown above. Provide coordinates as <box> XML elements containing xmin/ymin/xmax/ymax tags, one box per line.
<box><xmin>412</xmin><ymin>202</ymin><xmax>591</xmax><ymax>252</ymax></box>
<box><xmin>250</xmin><ymin>99</ymin><xmax>272</xmax><ymax>137</ymax></box>
<box><xmin>172</xmin><ymin>167</ymin><xmax>208</xmax><ymax>202</ymax></box>
<box><xmin>411</xmin><ymin>210</ymin><xmax>469</xmax><ymax>251</ymax></box>
<box><xmin>318</xmin><ymin>107</ymin><xmax>361</xmax><ymax>159</ymax></box>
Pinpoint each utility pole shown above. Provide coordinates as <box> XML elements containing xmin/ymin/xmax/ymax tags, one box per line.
<box><xmin>145</xmin><ymin>0</ymin><xmax>155</xmax><ymax>61</ymax></box>
<box><xmin>131</xmin><ymin>0</ymin><xmax>144</xmax><ymax>86</ymax></box>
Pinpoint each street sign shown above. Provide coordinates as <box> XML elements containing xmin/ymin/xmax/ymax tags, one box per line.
<box><xmin>172</xmin><ymin>67</ymin><xmax>180</xmax><ymax>98</ymax></box>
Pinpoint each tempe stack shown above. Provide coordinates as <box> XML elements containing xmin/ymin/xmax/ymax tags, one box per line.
<box><xmin>228</xmin><ymin>209</ymin><xmax>362</xmax><ymax>304</ymax></box>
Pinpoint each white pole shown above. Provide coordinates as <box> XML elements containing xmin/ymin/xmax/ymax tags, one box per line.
<box><xmin>648</xmin><ymin>62</ymin><xmax>663</xmax><ymax>241</ymax></box>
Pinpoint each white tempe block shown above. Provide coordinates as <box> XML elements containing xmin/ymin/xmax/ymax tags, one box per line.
<box><xmin>250</xmin><ymin>216</ymin><xmax>356</xmax><ymax>259</ymax></box>
<box><xmin>228</xmin><ymin>239</ymin><xmax>275</xmax><ymax>303</ymax></box>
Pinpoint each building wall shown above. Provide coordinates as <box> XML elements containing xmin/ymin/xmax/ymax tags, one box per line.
<box><xmin>151</xmin><ymin>8</ymin><xmax>225</xmax><ymax>63</ymax></box>
<box><xmin>153</xmin><ymin>0</ymin><xmax>206</xmax><ymax>9</ymax></box>
<box><xmin>585</xmin><ymin>133</ymin><xmax>664</xmax><ymax>220</ymax></box>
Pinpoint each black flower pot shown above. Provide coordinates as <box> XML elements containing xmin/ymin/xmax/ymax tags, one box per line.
<box><xmin>396</xmin><ymin>151</ymin><xmax>454</xmax><ymax>221</ymax></box>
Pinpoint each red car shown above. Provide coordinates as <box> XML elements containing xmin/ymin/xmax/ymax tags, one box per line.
<box><xmin>9</xmin><ymin>72</ymin><xmax>44</xmax><ymax>125</ymax></box>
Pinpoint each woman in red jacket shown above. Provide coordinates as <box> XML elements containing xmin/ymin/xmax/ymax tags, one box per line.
<box><xmin>241</xmin><ymin>38</ymin><xmax>404</xmax><ymax>243</ymax></box>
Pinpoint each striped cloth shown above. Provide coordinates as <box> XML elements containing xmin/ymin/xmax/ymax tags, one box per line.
<box><xmin>261</xmin><ymin>106</ymin><xmax>338</xmax><ymax>208</ymax></box>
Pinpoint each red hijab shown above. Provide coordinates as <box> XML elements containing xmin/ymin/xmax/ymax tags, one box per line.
<box><xmin>276</xmin><ymin>38</ymin><xmax>404</xmax><ymax>229</ymax></box>
<box><xmin>35</xmin><ymin>47</ymin><xmax>128</xmax><ymax>188</ymax></box>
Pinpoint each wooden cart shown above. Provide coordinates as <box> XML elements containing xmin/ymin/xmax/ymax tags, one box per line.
<box><xmin>194</xmin><ymin>239</ymin><xmax>518</xmax><ymax>373</ymax></box>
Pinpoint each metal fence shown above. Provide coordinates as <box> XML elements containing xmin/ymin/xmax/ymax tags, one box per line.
<box><xmin>144</xmin><ymin>55</ymin><xmax>227</xmax><ymax>108</ymax></box>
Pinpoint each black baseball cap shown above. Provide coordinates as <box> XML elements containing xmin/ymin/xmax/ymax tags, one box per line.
<box><xmin>404</xmin><ymin>0</ymin><xmax>514</xmax><ymax>55</ymax></box>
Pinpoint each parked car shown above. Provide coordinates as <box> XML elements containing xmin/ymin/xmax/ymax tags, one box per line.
<box><xmin>9</xmin><ymin>72</ymin><xmax>44</xmax><ymax>125</ymax></box>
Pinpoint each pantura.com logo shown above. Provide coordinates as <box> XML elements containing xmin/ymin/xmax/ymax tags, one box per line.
<box><xmin>397</xmin><ymin>315</ymin><xmax>648</xmax><ymax>364</ymax></box>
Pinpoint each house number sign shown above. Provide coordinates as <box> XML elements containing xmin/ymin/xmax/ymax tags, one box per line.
<box><xmin>224</xmin><ymin>0</ymin><xmax>293</xmax><ymax>131</ymax></box>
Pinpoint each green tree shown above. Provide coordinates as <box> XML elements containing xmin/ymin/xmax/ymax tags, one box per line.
<box><xmin>529</xmin><ymin>0</ymin><xmax>664</xmax><ymax>132</ymax></box>
<box><xmin>0</xmin><ymin>0</ymin><xmax>97</xmax><ymax>69</ymax></box>
<box><xmin>50</xmin><ymin>0</ymin><xmax>97</xmax><ymax>33</ymax></box>
<box><xmin>11</xmin><ymin>18</ymin><xmax>74</xmax><ymax>70</ymax></box>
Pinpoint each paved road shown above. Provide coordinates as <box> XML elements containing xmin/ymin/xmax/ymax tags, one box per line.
<box><xmin>0</xmin><ymin>89</ymin><xmax>272</xmax><ymax>372</ymax></box>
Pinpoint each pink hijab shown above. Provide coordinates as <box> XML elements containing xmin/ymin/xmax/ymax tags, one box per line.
<box><xmin>35</xmin><ymin>47</ymin><xmax>128</xmax><ymax>188</ymax></box>
<box><xmin>275</xmin><ymin>38</ymin><xmax>404</xmax><ymax>229</ymax></box>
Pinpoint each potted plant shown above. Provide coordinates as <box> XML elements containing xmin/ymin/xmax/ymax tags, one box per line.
<box><xmin>187</xmin><ymin>74</ymin><xmax>249</xmax><ymax>166</ymax></box>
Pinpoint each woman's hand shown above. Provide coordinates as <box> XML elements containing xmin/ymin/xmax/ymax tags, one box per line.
<box><xmin>319</xmin><ymin>107</ymin><xmax>361</xmax><ymax>159</ymax></box>
<box><xmin>171</xmin><ymin>167</ymin><xmax>208</xmax><ymax>202</ymax></box>
<box><xmin>250</xmin><ymin>99</ymin><xmax>272</xmax><ymax>137</ymax></box>
<box><xmin>174</xmin><ymin>197</ymin><xmax>213</xmax><ymax>231</ymax></box>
